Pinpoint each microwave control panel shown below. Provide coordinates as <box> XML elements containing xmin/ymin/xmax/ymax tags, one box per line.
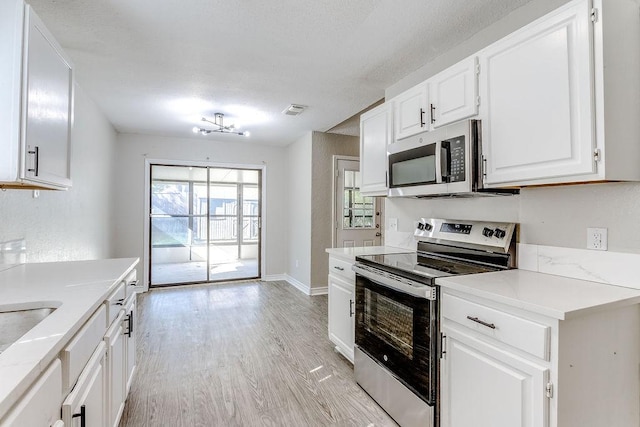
<box><xmin>446</xmin><ymin>136</ymin><xmax>466</xmax><ymax>182</ymax></box>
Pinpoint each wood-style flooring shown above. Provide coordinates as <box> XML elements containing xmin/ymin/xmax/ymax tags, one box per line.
<box><xmin>119</xmin><ymin>280</ymin><xmax>397</xmax><ymax>426</ymax></box>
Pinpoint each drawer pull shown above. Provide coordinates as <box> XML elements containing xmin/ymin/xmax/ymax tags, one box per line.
<box><xmin>72</xmin><ymin>404</ymin><xmax>86</xmax><ymax>427</ymax></box>
<box><xmin>129</xmin><ymin>280</ymin><xmax>139</xmax><ymax>286</ymax></box>
<box><xmin>349</xmin><ymin>299</ymin><xmax>354</xmax><ymax>317</ymax></box>
<box><xmin>333</xmin><ymin>266</ymin><xmax>345</xmax><ymax>271</ymax></box>
<box><xmin>467</xmin><ymin>315</ymin><xmax>496</xmax><ymax>330</ymax></box>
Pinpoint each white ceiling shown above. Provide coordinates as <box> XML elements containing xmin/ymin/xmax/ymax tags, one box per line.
<box><xmin>29</xmin><ymin>0</ymin><xmax>533</xmax><ymax>146</ymax></box>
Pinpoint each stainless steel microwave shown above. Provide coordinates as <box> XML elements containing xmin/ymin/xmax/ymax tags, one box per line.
<box><xmin>387</xmin><ymin>119</ymin><xmax>516</xmax><ymax>197</ymax></box>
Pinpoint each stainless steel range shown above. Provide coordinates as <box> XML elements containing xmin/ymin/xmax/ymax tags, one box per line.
<box><xmin>352</xmin><ymin>218</ymin><xmax>517</xmax><ymax>427</ymax></box>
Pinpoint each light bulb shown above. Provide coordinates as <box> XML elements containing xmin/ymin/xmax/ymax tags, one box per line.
<box><xmin>192</xmin><ymin>126</ymin><xmax>199</xmax><ymax>133</ymax></box>
<box><xmin>244</xmin><ymin>131</ymin><xmax>251</xmax><ymax>137</ymax></box>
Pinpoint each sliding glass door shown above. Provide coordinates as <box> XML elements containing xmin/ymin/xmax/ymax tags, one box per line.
<box><xmin>149</xmin><ymin>164</ymin><xmax>261</xmax><ymax>287</ymax></box>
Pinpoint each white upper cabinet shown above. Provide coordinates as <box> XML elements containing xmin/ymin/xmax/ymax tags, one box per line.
<box><xmin>479</xmin><ymin>0</ymin><xmax>640</xmax><ymax>187</ymax></box>
<box><xmin>479</xmin><ymin>0</ymin><xmax>594</xmax><ymax>186</ymax></box>
<box><xmin>360</xmin><ymin>102</ymin><xmax>392</xmax><ymax>196</ymax></box>
<box><xmin>430</xmin><ymin>57</ymin><xmax>479</xmax><ymax>129</ymax></box>
<box><xmin>393</xmin><ymin>83</ymin><xmax>429</xmax><ymax>140</ymax></box>
<box><xmin>0</xmin><ymin>0</ymin><xmax>73</xmax><ymax>190</ymax></box>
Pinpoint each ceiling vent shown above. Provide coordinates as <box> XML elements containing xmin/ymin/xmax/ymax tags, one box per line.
<box><xmin>282</xmin><ymin>104</ymin><xmax>306</xmax><ymax>116</ymax></box>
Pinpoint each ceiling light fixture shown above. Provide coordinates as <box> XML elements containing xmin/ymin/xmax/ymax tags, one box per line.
<box><xmin>192</xmin><ymin>113</ymin><xmax>250</xmax><ymax>137</ymax></box>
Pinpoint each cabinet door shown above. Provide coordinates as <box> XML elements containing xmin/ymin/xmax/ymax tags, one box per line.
<box><xmin>479</xmin><ymin>0</ymin><xmax>595</xmax><ymax>186</ymax></box>
<box><xmin>106</xmin><ymin>319</ymin><xmax>126</xmax><ymax>427</ymax></box>
<box><xmin>360</xmin><ymin>102</ymin><xmax>391</xmax><ymax>196</ymax></box>
<box><xmin>430</xmin><ymin>56</ymin><xmax>479</xmax><ymax>128</ymax></box>
<box><xmin>393</xmin><ymin>83</ymin><xmax>429</xmax><ymax>140</ymax></box>
<box><xmin>124</xmin><ymin>296</ymin><xmax>136</xmax><ymax>393</ymax></box>
<box><xmin>0</xmin><ymin>359</ymin><xmax>62</xmax><ymax>427</ymax></box>
<box><xmin>62</xmin><ymin>342</ymin><xmax>107</xmax><ymax>427</ymax></box>
<box><xmin>22</xmin><ymin>6</ymin><xmax>73</xmax><ymax>188</ymax></box>
<box><xmin>328</xmin><ymin>274</ymin><xmax>355</xmax><ymax>362</ymax></box>
<box><xmin>441</xmin><ymin>326</ymin><xmax>549</xmax><ymax>427</ymax></box>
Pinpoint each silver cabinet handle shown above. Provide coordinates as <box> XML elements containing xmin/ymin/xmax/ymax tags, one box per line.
<box><xmin>349</xmin><ymin>299</ymin><xmax>354</xmax><ymax>317</ymax></box>
<box><xmin>129</xmin><ymin>280</ymin><xmax>139</xmax><ymax>286</ymax></box>
<box><xmin>27</xmin><ymin>146</ymin><xmax>39</xmax><ymax>176</ymax></box>
<box><xmin>467</xmin><ymin>315</ymin><xmax>496</xmax><ymax>329</ymax></box>
<box><xmin>333</xmin><ymin>266</ymin><xmax>345</xmax><ymax>271</ymax></box>
<box><xmin>420</xmin><ymin>108</ymin><xmax>425</xmax><ymax>127</ymax></box>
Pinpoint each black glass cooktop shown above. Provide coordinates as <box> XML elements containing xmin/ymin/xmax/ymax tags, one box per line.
<box><xmin>356</xmin><ymin>252</ymin><xmax>500</xmax><ymax>281</ymax></box>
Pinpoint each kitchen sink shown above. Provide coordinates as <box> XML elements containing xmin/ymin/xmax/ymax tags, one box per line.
<box><xmin>0</xmin><ymin>307</ymin><xmax>57</xmax><ymax>354</ymax></box>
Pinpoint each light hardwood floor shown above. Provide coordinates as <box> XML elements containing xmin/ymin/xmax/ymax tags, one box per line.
<box><xmin>119</xmin><ymin>280</ymin><xmax>397</xmax><ymax>426</ymax></box>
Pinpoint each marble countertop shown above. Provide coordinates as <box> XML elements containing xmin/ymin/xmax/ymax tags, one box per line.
<box><xmin>0</xmin><ymin>258</ymin><xmax>138</xmax><ymax>418</ymax></box>
<box><xmin>325</xmin><ymin>245</ymin><xmax>414</xmax><ymax>261</ymax></box>
<box><xmin>437</xmin><ymin>269</ymin><xmax>640</xmax><ymax>320</ymax></box>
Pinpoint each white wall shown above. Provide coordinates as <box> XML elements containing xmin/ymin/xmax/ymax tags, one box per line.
<box><xmin>286</xmin><ymin>132</ymin><xmax>312</xmax><ymax>286</ymax></box>
<box><xmin>113</xmin><ymin>133</ymin><xmax>288</xmax><ymax>286</ymax></box>
<box><xmin>0</xmin><ymin>85</ymin><xmax>117</xmax><ymax>262</ymax></box>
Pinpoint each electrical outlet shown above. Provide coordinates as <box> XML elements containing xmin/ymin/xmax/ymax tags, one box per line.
<box><xmin>388</xmin><ymin>217</ymin><xmax>398</xmax><ymax>231</ymax></box>
<box><xmin>587</xmin><ymin>227</ymin><xmax>608</xmax><ymax>251</ymax></box>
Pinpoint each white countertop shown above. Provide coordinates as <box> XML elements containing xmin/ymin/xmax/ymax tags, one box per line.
<box><xmin>437</xmin><ymin>269</ymin><xmax>640</xmax><ymax>320</ymax></box>
<box><xmin>325</xmin><ymin>245</ymin><xmax>414</xmax><ymax>261</ymax></box>
<box><xmin>0</xmin><ymin>258</ymin><xmax>138</xmax><ymax>418</ymax></box>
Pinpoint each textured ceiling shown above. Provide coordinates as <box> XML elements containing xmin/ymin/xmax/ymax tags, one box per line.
<box><xmin>28</xmin><ymin>0</ymin><xmax>533</xmax><ymax>146</ymax></box>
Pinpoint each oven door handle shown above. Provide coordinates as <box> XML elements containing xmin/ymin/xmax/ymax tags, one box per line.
<box><xmin>352</xmin><ymin>264</ymin><xmax>437</xmax><ymax>300</ymax></box>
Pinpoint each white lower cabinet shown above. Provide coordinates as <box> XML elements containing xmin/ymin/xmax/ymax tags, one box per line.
<box><xmin>105</xmin><ymin>312</ymin><xmax>127</xmax><ymax>427</ymax></box>
<box><xmin>328</xmin><ymin>273</ymin><xmax>355</xmax><ymax>362</ymax></box>
<box><xmin>441</xmin><ymin>326</ymin><xmax>549</xmax><ymax>427</ymax></box>
<box><xmin>124</xmin><ymin>295</ymin><xmax>137</xmax><ymax>393</ymax></box>
<box><xmin>0</xmin><ymin>359</ymin><xmax>62</xmax><ymax>427</ymax></box>
<box><xmin>62</xmin><ymin>342</ymin><xmax>107</xmax><ymax>427</ymax></box>
<box><xmin>327</xmin><ymin>255</ymin><xmax>356</xmax><ymax>363</ymax></box>
<box><xmin>440</xmin><ymin>288</ymin><xmax>640</xmax><ymax>427</ymax></box>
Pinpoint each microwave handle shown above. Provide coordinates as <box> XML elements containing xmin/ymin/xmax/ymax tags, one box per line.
<box><xmin>435</xmin><ymin>141</ymin><xmax>443</xmax><ymax>184</ymax></box>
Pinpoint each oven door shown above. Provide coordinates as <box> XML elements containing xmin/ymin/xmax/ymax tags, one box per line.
<box><xmin>355</xmin><ymin>272</ymin><xmax>438</xmax><ymax>405</ymax></box>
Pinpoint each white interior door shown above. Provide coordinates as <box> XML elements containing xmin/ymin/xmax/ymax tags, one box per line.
<box><xmin>335</xmin><ymin>158</ymin><xmax>382</xmax><ymax>248</ymax></box>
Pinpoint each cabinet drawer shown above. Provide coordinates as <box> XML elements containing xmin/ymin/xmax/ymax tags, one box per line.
<box><xmin>61</xmin><ymin>305</ymin><xmax>107</xmax><ymax>393</ymax></box>
<box><xmin>442</xmin><ymin>293</ymin><xmax>550</xmax><ymax>360</ymax></box>
<box><xmin>62</xmin><ymin>342</ymin><xmax>106</xmax><ymax>427</ymax></box>
<box><xmin>0</xmin><ymin>359</ymin><xmax>62</xmax><ymax>427</ymax></box>
<box><xmin>123</xmin><ymin>269</ymin><xmax>138</xmax><ymax>298</ymax></box>
<box><xmin>105</xmin><ymin>282</ymin><xmax>125</xmax><ymax>327</ymax></box>
<box><xmin>329</xmin><ymin>257</ymin><xmax>355</xmax><ymax>281</ymax></box>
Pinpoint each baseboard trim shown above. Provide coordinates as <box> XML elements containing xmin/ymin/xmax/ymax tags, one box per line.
<box><xmin>310</xmin><ymin>287</ymin><xmax>328</xmax><ymax>296</ymax></box>
<box><xmin>262</xmin><ymin>274</ymin><xmax>287</xmax><ymax>282</ymax></box>
<box><xmin>262</xmin><ymin>274</ymin><xmax>327</xmax><ymax>296</ymax></box>
<box><xmin>283</xmin><ymin>275</ymin><xmax>310</xmax><ymax>295</ymax></box>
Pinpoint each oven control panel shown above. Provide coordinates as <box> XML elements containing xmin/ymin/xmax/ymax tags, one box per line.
<box><xmin>440</xmin><ymin>222</ymin><xmax>472</xmax><ymax>234</ymax></box>
<box><xmin>414</xmin><ymin>218</ymin><xmax>517</xmax><ymax>252</ymax></box>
